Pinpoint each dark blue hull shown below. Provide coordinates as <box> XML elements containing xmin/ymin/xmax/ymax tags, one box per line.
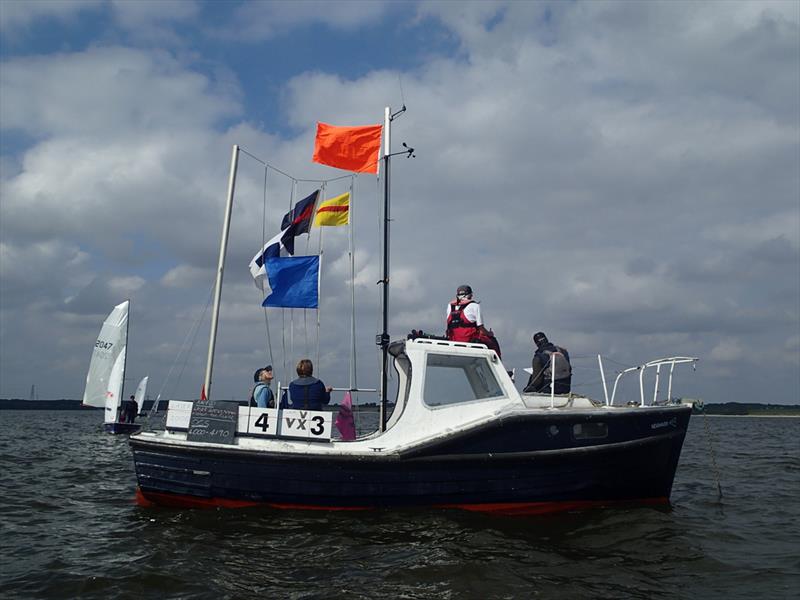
<box><xmin>131</xmin><ymin>406</ymin><xmax>690</xmax><ymax>512</ymax></box>
<box><xmin>105</xmin><ymin>422</ymin><xmax>141</xmax><ymax>435</ymax></box>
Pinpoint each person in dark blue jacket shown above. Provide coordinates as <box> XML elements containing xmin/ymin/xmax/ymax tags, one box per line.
<box><xmin>287</xmin><ymin>359</ymin><xmax>332</xmax><ymax>410</ymax></box>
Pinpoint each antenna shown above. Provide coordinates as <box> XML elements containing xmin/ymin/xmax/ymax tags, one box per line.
<box><xmin>398</xmin><ymin>74</ymin><xmax>406</xmax><ymax>109</ymax></box>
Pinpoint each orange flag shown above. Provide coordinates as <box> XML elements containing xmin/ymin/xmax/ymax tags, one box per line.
<box><xmin>312</xmin><ymin>122</ymin><xmax>383</xmax><ymax>174</ymax></box>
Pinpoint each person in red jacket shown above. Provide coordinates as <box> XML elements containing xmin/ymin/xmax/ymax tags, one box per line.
<box><xmin>446</xmin><ymin>284</ymin><xmax>483</xmax><ymax>342</ymax></box>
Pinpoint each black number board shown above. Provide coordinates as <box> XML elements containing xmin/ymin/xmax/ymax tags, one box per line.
<box><xmin>187</xmin><ymin>401</ymin><xmax>238</xmax><ymax>444</ymax></box>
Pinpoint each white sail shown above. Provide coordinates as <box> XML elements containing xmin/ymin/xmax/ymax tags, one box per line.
<box><xmin>133</xmin><ymin>376</ymin><xmax>148</xmax><ymax>415</ymax></box>
<box><xmin>104</xmin><ymin>347</ymin><xmax>126</xmax><ymax>424</ymax></box>
<box><xmin>82</xmin><ymin>300</ymin><xmax>129</xmax><ymax>408</ymax></box>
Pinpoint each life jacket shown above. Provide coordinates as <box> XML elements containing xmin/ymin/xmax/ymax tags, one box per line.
<box><xmin>249</xmin><ymin>382</ymin><xmax>267</xmax><ymax>407</ymax></box>
<box><xmin>470</xmin><ymin>326</ymin><xmax>502</xmax><ymax>358</ymax></box>
<box><xmin>542</xmin><ymin>347</ymin><xmax>571</xmax><ymax>381</ymax></box>
<box><xmin>446</xmin><ymin>300</ymin><xmax>478</xmax><ymax>342</ymax></box>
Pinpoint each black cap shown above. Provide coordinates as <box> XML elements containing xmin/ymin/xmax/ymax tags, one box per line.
<box><xmin>533</xmin><ymin>332</ymin><xmax>548</xmax><ymax>346</ymax></box>
<box><xmin>253</xmin><ymin>365</ymin><xmax>273</xmax><ymax>382</ymax></box>
<box><xmin>457</xmin><ymin>284</ymin><xmax>473</xmax><ymax>296</ymax></box>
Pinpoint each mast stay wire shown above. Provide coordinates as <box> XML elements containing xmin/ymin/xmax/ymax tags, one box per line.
<box><xmin>147</xmin><ymin>281</ymin><xmax>215</xmax><ymax>423</ymax></box>
<box><xmin>314</xmin><ymin>182</ymin><xmax>326</xmax><ymax>369</ymax></box>
<box><xmin>236</xmin><ymin>146</ymin><xmax>378</xmax><ymax>406</ymax></box>
<box><xmin>260</xmin><ymin>164</ymin><xmax>274</xmax><ymax>367</ymax></box>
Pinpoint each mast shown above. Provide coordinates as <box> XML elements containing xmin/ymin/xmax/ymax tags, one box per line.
<box><xmin>377</xmin><ymin>106</ymin><xmax>412</xmax><ymax>431</ymax></box>
<box><xmin>122</xmin><ymin>298</ymin><xmax>130</xmax><ymax>406</ymax></box>
<box><xmin>203</xmin><ymin>144</ymin><xmax>240</xmax><ymax>401</ymax></box>
<box><xmin>348</xmin><ymin>178</ymin><xmax>357</xmax><ymax>394</ymax></box>
<box><xmin>378</xmin><ymin>107</ymin><xmax>391</xmax><ymax>431</ymax></box>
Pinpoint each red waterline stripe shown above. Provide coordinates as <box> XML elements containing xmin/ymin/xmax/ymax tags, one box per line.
<box><xmin>136</xmin><ymin>489</ymin><xmax>259</xmax><ymax>509</ymax></box>
<box><xmin>439</xmin><ymin>497</ymin><xmax>669</xmax><ymax>515</ymax></box>
<box><xmin>136</xmin><ymin>488</ymin><xmax>668</xmax><ymax>514</ymax></box>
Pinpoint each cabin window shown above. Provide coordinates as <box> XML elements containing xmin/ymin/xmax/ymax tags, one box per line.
<box><xmin>572</xmin><ymin>422</ymin><xmax>608</xmax><ymax>440</ymax></box>
<box><xmin>423</xmin><ymin>353</ymin><xmax>504</xmax><ymax>407</ymax></box>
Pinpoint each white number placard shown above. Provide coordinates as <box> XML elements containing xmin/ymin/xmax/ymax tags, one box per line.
<box><xmin>244</xmin><ymin>407</ymin><xmax>279</xmax><ymax>437</ymax></box>
<box><xmin>166</xmin><ymin>400</ymin><xmax>193</xmax><ymax>430</ymax></box>
<box><xmin>279</xmin><ymin>409</ymin><xmax>333</xmax><ymax>441</ymax></box>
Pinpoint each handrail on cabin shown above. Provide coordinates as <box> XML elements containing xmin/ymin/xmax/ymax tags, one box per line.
<box><xmin>598</xmin><ymin>356</ymin><xmax>699</xmax><ymax>407</ymax></box>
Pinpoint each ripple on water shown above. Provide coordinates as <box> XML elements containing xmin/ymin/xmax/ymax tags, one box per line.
<box><xmin>2</xmin><ymin>412</ymin><xmax>800</xmax><ymax>600</ymax></box>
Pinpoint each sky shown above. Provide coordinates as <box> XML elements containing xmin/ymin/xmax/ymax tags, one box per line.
<box><xmin>1</xmin><ymin>0</ymin><xmax>798</xmax><ymax>406</ymax></box>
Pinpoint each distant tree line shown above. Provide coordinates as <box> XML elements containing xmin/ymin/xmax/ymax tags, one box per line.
<box><xmin>0</xmin><ymin>399</ymin><xmax>388</xmax><ymax>411</ymax></box>
<box><xmin>701</xmin><ymin>402</ymin><xmax>800</xmax><ymax>416</ymax></box>
<box><xmin>2</xmin><ymin>398</ymin><xmax>796</xmax><ymax>415</ymax></box>
<box><xmin>0</xmin><ymin>399</ymin><xmax>93</xmax><ymax>410</ymax></box>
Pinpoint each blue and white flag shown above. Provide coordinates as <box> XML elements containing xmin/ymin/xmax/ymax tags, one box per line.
<box><xmin>248</xmin><ymin>229</ymin><xmax>286</xmax><ymax>292</ymax></box>
<box><xmin>262</xmin><ymin>255</ymin><xmax>320</xmax><ymax>309</ymax></box>
<box><xmin>248</xmin><ymin>191</ymin><xmax>320</xmax><ymax>292</ymax></box>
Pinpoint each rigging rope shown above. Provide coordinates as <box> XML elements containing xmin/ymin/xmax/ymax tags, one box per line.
<box><xmin>260</xmin><ymin>164</ymin><xmax>274</xmax><ymax>367</ymax></box>
<box><xmin>145</xmin><ymin>282</ymin><xmax>215</xmax><ymax>425</ymax></box>
<box><xmin>702</xmin><ymin>411</ymin><xmax>724</xmax><ymax>501</ymax></box>
<box><xmin>236</xmin><ymin>147</ymin><xmax>382</xmax><ymax>416</ymax></box>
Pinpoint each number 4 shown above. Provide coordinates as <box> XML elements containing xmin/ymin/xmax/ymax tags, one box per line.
<box><xmin>255</xmin><ymin>413</ymin><xmax>270</xmax><ymax>432</ymax></box>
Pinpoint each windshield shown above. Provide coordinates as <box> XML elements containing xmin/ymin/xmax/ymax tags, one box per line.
<box><xmin>423</xmin><ymin>353</ymin><xmax>504</xmax><ymax>407</ymax></box>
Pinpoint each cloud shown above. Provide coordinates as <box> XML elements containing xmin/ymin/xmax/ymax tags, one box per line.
<box><xmin>219</xmin><ymin>0</ymin><xmax>392</xmax><ymax>42</ymax></box>
<box><xmin>110</xmin><ymin>0</ymin><xmax>198</xmax><ymax>29</ymax></box>
<box><xmin>63</xmin><ymin>275</ymin><xmax>146</xmax><ymax>315</ymax></box>
<box><xmin>161</xmin><ymin>265</ymin><xmax>212</xmax><ymax>289</ymax></box>
<box><xmin>0</xmin><ymin>239</ymin><xmax>91</xmax><ymax>309</ymax></box>
<box><xmin>705</xmin><ymin>211</ymin><xmax>800</xmax><ymax>248</ymax></box>
<box><xmin>0</xmin><ymin>0</ymin><xmax>98</xmax><ymax>35</ymax></box>
<box><xmin>0</xmin><ymin>1</ymin><xmax>797</xmax><ymax>405</ymax></box>
<box><xmin>0</xmin><ymin>0</ymin><xmax>199</xmax><ymax>42</ymax></box>
<box><xmin>1</xmin><ymin>46</ymin><xmax>240</xmax><ymax>137</ymax></box>
<box><xmin>709</xmin><ymin>338</ymin><xmax>745</xmax><ymax>362</ymax></box>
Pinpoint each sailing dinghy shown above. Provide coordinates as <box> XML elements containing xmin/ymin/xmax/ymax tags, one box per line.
<box><xmin>132</xmin><ymin>376</ymin><xmax>149</xmax><ymax>417</ymax></box>
<box><xmin>82</xmin><ymin>300</ymin><xmax>143</xmax><ymax>434</ymax></box>
<box><xmin>131</xmin><ymin>110</ymin><xmax>699</xmax><ymax>513</ymax></box>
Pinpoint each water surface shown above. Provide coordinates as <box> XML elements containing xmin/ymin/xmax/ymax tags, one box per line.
<box><xmin>1</xmin><ymin>412</ymin><xmax>797</xmax><ymax>599</ymax></box>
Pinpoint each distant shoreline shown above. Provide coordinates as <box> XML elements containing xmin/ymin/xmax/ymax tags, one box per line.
<box><xmin>703</xmin><ymin>414</ymin><xmax>800</xmax><ymax>418</ymax></box>
<box><xmin>2</xmin><ymin>398</ymin><xmax>798</xmax><ymax>415</ymax></box>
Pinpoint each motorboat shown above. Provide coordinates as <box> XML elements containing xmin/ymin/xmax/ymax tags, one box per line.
<box><xmin>131</xmin><ymin>337</ymin><xmax>697</xmax><ymax>512</ymax></box>
<box><xmin>131</xmin><ymin>109</ymin><xmax>698</xmax><ymax>513</ymax></box>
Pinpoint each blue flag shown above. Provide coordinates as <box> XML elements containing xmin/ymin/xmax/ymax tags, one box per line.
<box><xmin>262</xmin><ymin>256</ymin><xmax>320</xmax><ymax>309</ymax></box>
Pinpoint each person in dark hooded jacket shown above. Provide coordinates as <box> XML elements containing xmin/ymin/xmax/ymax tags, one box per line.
<box><xmin>523</xmin><ymin>332</ymin><xmax>572</xmax><ymax>394</ymax></box>
<box><xmin>287</xmin><ymin>359</ymin><xmax>332</xmax><ymax>410</ymax></box>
